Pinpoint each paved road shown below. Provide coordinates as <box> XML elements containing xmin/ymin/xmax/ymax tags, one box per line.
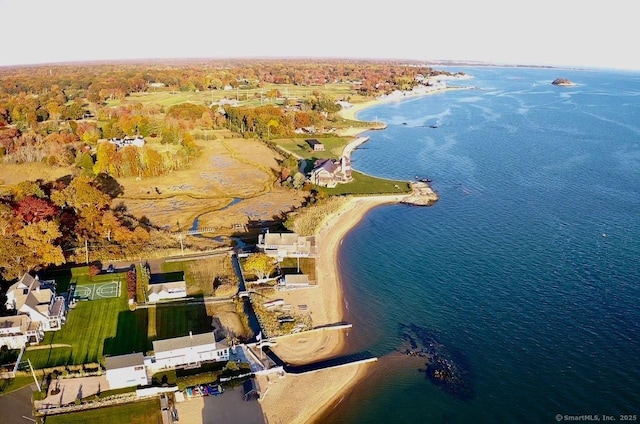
<box><xmin>0</xmin><ymin>384</ymin><xmax>37</xmax><ymax>424</ymax></box>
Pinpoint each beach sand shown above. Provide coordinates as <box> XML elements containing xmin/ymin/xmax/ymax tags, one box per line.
<box><xmin>259</xmin><ymin>86</ymin><xmax>448</xmax><ymax>423</ymax></box>
<box><xmin>261</xmin><ymin>195</ymin><xmax>410</xmax><ymax>424</ymax></box>
<box><xmin>256</xmin><ymin>360</ymin><xmax>375</xmax><ymax>424</ymax></box>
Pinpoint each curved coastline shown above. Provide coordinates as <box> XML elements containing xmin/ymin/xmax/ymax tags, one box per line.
<box><xmin>258</xmin><ymin>89</ymin><xmax>447</xmax><ymax>424</ymax></box>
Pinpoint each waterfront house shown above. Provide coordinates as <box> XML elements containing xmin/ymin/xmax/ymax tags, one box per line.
<box><xmin>257</xmin><ymin>231</ymin><xmax>316</xmax><ymax>261</ymax></box>
<box><xmin>4</xmin><ymin>273</ymin><xmax>66</xmax><ymax>332</ymax></box>
<box><xmin>151</xmin><ymin>332</ymin><xmax>229</xmax><ymax>370</ymax></box>
<box><xmin>0</xmin><ymin>315</ymin><xmax>43</xmax><ymax>349</ymax></box>
<box><xmin>308</xmin><ymin>156</ymin><xmax>352</xmax><ymax>188</ymax></box>
<box><xmin>105</xmin><ymin>352</ymin><xmax>149</xmax><ymax>390</ymax></box>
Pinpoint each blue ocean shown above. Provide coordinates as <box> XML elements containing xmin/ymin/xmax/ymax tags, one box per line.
<box><xmin>322</xmin><ymin>67</ymin><xmax>640</xmax><ymax>423</ymax></box>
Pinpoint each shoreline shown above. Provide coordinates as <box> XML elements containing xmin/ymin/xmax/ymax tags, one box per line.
<box><xmin>260</xmin><ymin>82</ymin><xmax>449</xmax><ymax>424</ymax></box>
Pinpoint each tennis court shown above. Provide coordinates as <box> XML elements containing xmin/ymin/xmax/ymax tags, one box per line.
<box><xmin>71</xmin><ymin>281</ymin><xmax>121</xmax><ymax>301</ymax></box>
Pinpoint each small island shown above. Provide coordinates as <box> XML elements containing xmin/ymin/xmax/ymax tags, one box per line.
<box><xmin>552</xmin><ymin>78</ymin><xmax>576</xmax><ymax>86</ymax></box>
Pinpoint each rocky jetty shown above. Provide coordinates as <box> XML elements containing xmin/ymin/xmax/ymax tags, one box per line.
<box><xmin>552</xmin><ymin>78</ymin><xmax>576</xmax><ymax>86</ymax></box>
<box><xmin>401</xmin><ymin>181</ymin><xmax>439</xmax><ymax>206</ymax></box>
<box><xmin>399</xmin><ymin>323</ymin><xmax>474</xmax><ymax>401</ymax></box>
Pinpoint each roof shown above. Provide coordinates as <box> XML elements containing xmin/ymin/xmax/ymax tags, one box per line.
<box><xmin>306</xmin><ymin>138</ymin><xmax>323</xmax><ymax>146</ymax></box>
<box><xmin>153</xmin><ymin>332</ymin><xmax>217</xmax><ymax>353</ymax></box>
<box><xmin>0</xmin><ymin>315</ymin><xmax>30</xmax><ymax>333</ymax></box>
<box><xmin>148</xmin><ymin>281</ymin><xmax>186</xmax><ymax>295</ymax></box>
<box><xmin>14</xmin><ymin>273</ymin><xmax>38</xmax><ymax>290</ymax></box>
<box><xmin>105</xmin><ymin>352</ymin><xmax>145</xmax><ymax>370</ymax></box>
<box><xmin>284</xmin><ymin>274</ymin><xmax>310</xmax><ymax>285</ymax></box>
<box><xmin>263</xmin><ymin>232</ymin><xmax>302</xmax><ymax>247</ymax></box>
<box><xmin>243</xmin><ymin>378</ymin><xmax>258</xmax><ymax>395</ymax></box>
<box><xmin>312</xmin><ymin>159</ymin><xmax>338</xmax><ymax>174</ymax></box>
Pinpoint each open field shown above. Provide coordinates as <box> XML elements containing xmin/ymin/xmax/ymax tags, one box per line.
<box><xmin>272</xmin><ymin>136</ymin><xmax>350</xmax><ymax>161</ymax></box>
<box><xmin>0</xmin><ymin>163</ymin><xmax>74</xmax><ymax>190</ymax></box>
<box><xmin>118</xmin><ymin>136</ymin><xmax>307</xmax><ymax>233</ymax></box>
<box><xmin>44</xmin><ymin>398</ymin><xmax>162</xmax><ymax>424</ymax></box>
<box><xmin>107</xmin><ymin>82</ymin><xmax>373</xmax><ymax>108</ymax></box>
<box><xmin>162</xmin><ymin>256</ymin><xmax>237</xmax><ymax>297</ymax></box>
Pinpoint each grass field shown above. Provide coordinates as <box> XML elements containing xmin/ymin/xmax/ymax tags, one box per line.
<box><xmin>272</xmin><ymin>136</ymin><xmax>350</xmax><ymax>161</ymax></box>
<box><xmin>106</xmin><ymin>82</ymin><xmax>372</xmax><ymax>108</ymax></box>
<box><xmin>44</xmin><ymin>398</ymin><xmax>162</xmax><ymax>424</ymax></box>
<box><xmin>318</xmin><ymin>170</ymin><xmax>412</xmax><ymax>195</ymax></box>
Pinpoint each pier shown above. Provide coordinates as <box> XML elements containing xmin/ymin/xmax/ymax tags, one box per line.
<box><xmin>230</xmin><ymin>254</ymin><xmax>377</xmax><ymax>375</ymax></box>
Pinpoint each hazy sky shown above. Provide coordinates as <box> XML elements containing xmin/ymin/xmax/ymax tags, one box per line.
<box><xmin>1</xmin><ymin>0</ymin><xmax>638</xmax><ymax>70</ymax></box>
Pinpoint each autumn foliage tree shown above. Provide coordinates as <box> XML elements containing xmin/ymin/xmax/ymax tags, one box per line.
<box><xmin>243</xmin><ymin>253</ymin><xmax>277</xmax><ymax>281</ymax></box>
<box><xmin>126</xmin><ymin>266</ymin><xmax>137</xmax><ymax>300</ymax></box>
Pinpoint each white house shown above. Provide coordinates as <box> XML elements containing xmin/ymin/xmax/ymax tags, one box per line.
<box><xmin>147</xmin><ymin>281</ymin><xmax>187</xmax><ymax>303</ymax></box>
<box><xmin>105</xmin><ymin>353</ymin><xmax>148</xmax><ymax>390</ymax></box>
<box><xmin>308</xmin><ymin>156</ymin><xmax>352</xmax><ymax>188</ymax></box>
<box><xmin>4</xmin><ymin>273</ymin><xmax>66</xmax><ymax>332</ymax></box>
<box><xmin>151</xmin><ymin>332</ymin><xmax>229</xmax><ymax>370</ymax></box>
<box><xmin>256</xmin><ymin>231</ymin><xmax>316</xmax><ymax>261</ymax></box>
<box><xmin>0</xmin><ymin>315</ymin><xmax>43</xmax><ymax>349</ymax></box>
<box><xmin>106</xmin><ymin>135</ymin><xmax>145</xmax><ymax>149</ymax></box>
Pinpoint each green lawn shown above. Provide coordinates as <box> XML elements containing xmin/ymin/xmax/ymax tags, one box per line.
<box><xmin>44</xmin><ymin>398</ymin><xmax>161</xmax><ymax>424</ymax></box>
<box><xmin>272</xmin><ymin>136</ymin><xmax>349</xmax><ymax>160</ymax></box>
<box><xmin>318</xmin><ymin>170</ymin><xmax>412</xmax><ymax>195</ymax></box>
<box><xmin>0</xmin><ymin>374</ymin><xmax>35</xmax><ymax>396</ymax></box>
<box><xmin>106</xmin><ymin>82</ymin><xmax>373</xmax><ymax>108</ymax></box>
<box><xmin>153</xmin><ymin>301</ymin><xmax>211</xmax><ymax>341</ymax></box>
<box><xmin>23</xmin><ymin>271</ymin><xmax>149</xmax><ymax>368</ymax></box>
<box><xmin>26</xmin><ymin>262</ymin><xmax>218</xmax><ymax>368</ymax></box>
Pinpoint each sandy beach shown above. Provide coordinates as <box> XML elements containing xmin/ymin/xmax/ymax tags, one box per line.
<box><xmin>261</xmin><ymin>195</ymin><xmax>419</xmax><ymax>424</ymax></box>
<box><xmin>259</xmin><ymin>85</ymin><xmax>445</xmax><ymax>423</ymax></box>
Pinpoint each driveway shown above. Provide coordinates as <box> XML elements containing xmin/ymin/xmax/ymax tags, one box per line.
<box><xmin>0</xmin><ymin>384</ymin><xmax>37</xmax><ymax>424</ymax></box>
<box><xmin>174</xmin><ymin>385</ymin><xmax>264</xmax><ymax>424</ymax></box>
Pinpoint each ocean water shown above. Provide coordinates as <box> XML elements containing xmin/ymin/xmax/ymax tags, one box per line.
<box><xmin>322</xmin><ymin>67</ymin><xmax>640</xmax><ymax>423</ymax></box>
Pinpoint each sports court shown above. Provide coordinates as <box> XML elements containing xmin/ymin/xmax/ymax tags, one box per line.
<box><xmin>71</xmin><ymin>281</ymin><xmax>121</xmax><ymax>301</ymax></box>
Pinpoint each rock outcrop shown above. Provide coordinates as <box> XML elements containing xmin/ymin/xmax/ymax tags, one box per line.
<box><xmin>552</xmin><ymin>78</ymin><xmax>576</xmax><ymax>86</ymax></box>
<box><xmin>401</xmin><ymin>181</ymin><xmax>439</xmax><ymax>206</ymax></box>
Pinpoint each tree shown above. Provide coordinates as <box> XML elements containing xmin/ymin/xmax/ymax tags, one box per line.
<box><xmin>11</xmin><ymin>181</ymin><xmax>44</xmax><ymax>201</ymax></box>
<box><xmin>244</xmin><ymin>253</ymin><xmax>277</xmax><ymax>281</ymax></box>
<box><xmin>94</xmin><ymin>141</ymin><xmax>117</xmax><ymax>175</ymax></box>
<box><xmin>17</xmin><ymin>220</ymin><xmax>65</xmax><ymax>268</ymax></box>
<box><xmin>14</xmin><ymin>196</ymin><xmax>59</xmax><ymax>224</ymax></box>
<box><xmin>0</xmin><ymin>236</ymin><xmax>32</xmax><ymax>280</ymax></box>
<box><xmin>126</xmin><ymin>267</ymin><xmax>137</xmax><ymax>300</ymax></box>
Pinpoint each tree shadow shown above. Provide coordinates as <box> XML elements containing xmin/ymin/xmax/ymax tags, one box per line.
<box><xmin>94</xmin><ymin>172</ymin><xmax>124</xmax><ymax>198</ymax></box>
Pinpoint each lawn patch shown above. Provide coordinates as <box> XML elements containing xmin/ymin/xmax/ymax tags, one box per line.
<box><xmin>44</xmin><ymin>398</ymin><xmax>162</xmax><ymax>424</ymax></box>
<box><xmin>153</xmin><ymin>301</ymin><xmax>211</xmax><ymax>341</ymax></box>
